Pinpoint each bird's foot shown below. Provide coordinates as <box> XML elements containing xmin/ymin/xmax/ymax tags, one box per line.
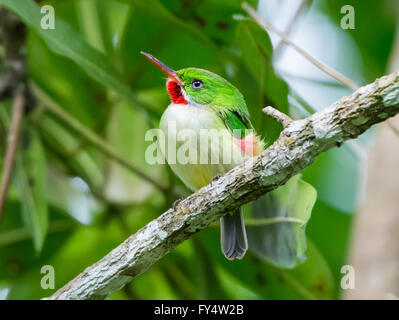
<box><xmin>212</xmin><ymin>174</ymin><xmax>222</xmax><ymax>182</ymax></box>
<box><xmin>172</xmin><ymin>198</ymin><xmax>183</xmax><ymax>211</ymax></box>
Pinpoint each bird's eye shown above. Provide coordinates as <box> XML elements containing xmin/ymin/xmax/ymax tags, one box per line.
<box><xmin>191</xmin><ymin>79</ymin><xmax>204</xmax><ymax>90</ymax></box>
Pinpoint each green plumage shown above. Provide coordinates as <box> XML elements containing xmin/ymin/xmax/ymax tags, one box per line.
<box><xmin>142</xmin><ymin>54</ymin><xmax>261</xmax><ymax>260</ymax></box>
<box><xmin>177</xmin><ymin>68</ymin><xmax>254</xmax><ymax>138</ymax></box>
<box><xmin>143</xmin><ymin>51</ymin><xmax>317</xmax><ymax>264</ymax></box>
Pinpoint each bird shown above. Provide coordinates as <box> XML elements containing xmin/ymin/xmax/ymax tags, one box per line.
<box><xmin>141</xmin><ymin>51</ymin><xmax>269</xmax><ymax>260</ymax></box>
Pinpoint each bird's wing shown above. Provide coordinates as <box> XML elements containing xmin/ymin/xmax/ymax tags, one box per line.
<box><xmin>218</xmin><ymin>108</ymin><xmax>264</xmax><ymax>156</ymax></box>
<box><xmin>219</xmin><ymin>108</ymin><xmax>253</xmax><ymax>139</ymax></box>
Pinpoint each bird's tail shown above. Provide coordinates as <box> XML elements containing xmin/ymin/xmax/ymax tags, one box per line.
<box><xmin>220</xmin><ymin>209</ymin><xmax>248</xmax><ymax>260</ymax></box>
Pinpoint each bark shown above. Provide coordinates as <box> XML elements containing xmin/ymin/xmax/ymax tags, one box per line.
<box><xmin>47</xmin><ymin>70</ymin><xmax>399</xmax><ymax>300</ymax></box>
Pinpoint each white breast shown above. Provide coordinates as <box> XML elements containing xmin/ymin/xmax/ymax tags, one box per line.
<box><xmin>159</xmin><ymin>103</ymin><xmax>247</xmax><ymax>191</ymax></box>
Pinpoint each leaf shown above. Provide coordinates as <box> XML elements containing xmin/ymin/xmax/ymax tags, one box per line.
<box><xmin>198</xmin><ymin>228</ymin><xmax>334</xmax><ymax>299</ymax></box>
<box><xmin>118</xmin><ymin>0</ymin><xmax>219</xmax><ymax>93</ymax></box>
<box><xmin>46</xmin><ymin>169</ymin><xmax>101</xmax><ymax>225</ymax></box>
<box><xmin>131</xmin><ymin>268</ymin><xmax>180</xmax><ymax>299</ymax></box>
<box><xmin>302</xmin><ymin>145</ymin><xmax>360</xmax><ymax>213</ymax></box>
<box><xmin>14</xmin><ymin>128</ymin><xmax>49</xmax><ymax>253</ymax></box>
<box><xmin>37</xmin><ymin>115</ymin><xmax>104</xmax><ymax>190</ymax></box>
<box><xmin>256</xmin><ymin>239</ymin><xmax>335</xmax><ymax>300</ymax></box>
<box><xmin>0</xmin><ymin>0</ymin><xmax>149</xmax><ymax>118</ymax></box>
<box><xmin>231</xmin><ymin>18</ymin><xmax>289</xmax><ymax>143</ymax></box>
<box><xmin>0</xmin><ymin>199</ymin><xmax>75</xmax><ymax>295</ymax></box>
<box><xmin>306</xmin><ymin>200</ymin><xmax>353</xmax><ymax>294</ymax></box>
<box><xmin>104</xmin><ymin>99</ymin><xmax>165</xmax><ymax>205</ymax></box>
<box><xmin>120</xmin><ymin>0</ymin><xmax>218</xmax><ymax>48</ymax></box>
<box><xmin>215</xmin><ymin>264</ymin><xmax>260</xmax><ymax>299</ymax></box>
<box><xmin>159</xmin><ymin>0</ymin><xmax>259</xmax><ymax>45</ymax></box>
<box><xmin>245</xmin><ymin>175</ymin><xmax>317</xmax><ymax>269</ymax></box>
<box><xmin>27</xmin><ymin>31</ymin><xmax>103</xmax><ymax>127</ymax></box>
<box><xmin>46</xmin><ymin>217</ymin><xmax>175</xmax><ymax>300</ymax></box>
<box><xmin>319</xmin><ymin>0</ymin><xmax>396</xmax><ymax>82</ymax></box>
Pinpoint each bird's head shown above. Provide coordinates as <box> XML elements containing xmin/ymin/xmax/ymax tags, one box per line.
<box><xmin>141</xmin><ymin>52</ymin><xmax>245</xmax><ymax>109</ymax></box>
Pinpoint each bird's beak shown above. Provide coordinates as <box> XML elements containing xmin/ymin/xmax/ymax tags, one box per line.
<box><xmin>141</xmin><ymin>51</ymin><xmax>180</xmax><ymax>83</ymax></box>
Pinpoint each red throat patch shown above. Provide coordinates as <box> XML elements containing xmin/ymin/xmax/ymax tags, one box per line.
<box><xmin>167</xmin><ymin>80</ymin><xmax>188</xmax><ymax>105</ymax></box>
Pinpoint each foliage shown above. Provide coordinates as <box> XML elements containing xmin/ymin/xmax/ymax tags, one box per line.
<box><xmin>0</xmin><ymin>0</ymin><xmax>396</xmax><ymax>300</ymax></box>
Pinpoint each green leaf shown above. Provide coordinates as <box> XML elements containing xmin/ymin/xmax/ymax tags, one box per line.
<box><xmin>231</xmin><ymin>18</ymin><xmax>289</xmax><ymax>143</ymax></box>
<box><xmin>0</xmin><ymin>0</ymin><xmax>148</xmax><ymax>118</ymax></box>
<box><xmin>319</xmin><ymin>0</ymin><xmax>396</xmax><ymax>82</ymax></box>
<box><xmin>118</xmin><ymin>0</ymin><xmax>219</xmax><ymax>92</ymax></box>
<box><xmin>199</xmin><ymin>228</ymin><xmax>334</xmax><ymax>299</ymax></box>
<box><xmin>14</xmin><ymin>128</ymin><xmax>49</xmax><ymax>253</ymax></box>
<box><xmin>37</xmin><ymin>115</ymin><xmax>104</xmax><ymax>190</ymax></box>
<box><xmin>215</xmin><ymin>264</ymin><xmax>260</xmax><ymax>299</ymax></box>
<box><xmin>104</xmin><ymin>100</ymin><xmax>165</xmax><ymax>205</ymax></box>
<box><xmin>307</xmin><ymin>200</ymin><xmax>353</xmax><ymax>296</ymax></box>
<box><xmin>46</xmin><ymin>169</ymin><xmax>101</xmax><ymax>225</ymax></box>
<box><xmin>27</xmin><ymin>31</ymin><xmax>103</xmax><ymax>127</ymax></box>
<box><xmin>245</xmin><ymin>175</ymin><xmax>317</xmax><ymax>268</ymax></box>
<box><xmin>159</xmin><ymin>0</ymin><xmax>259</xmax><ymax>45</ymax></box>
<box><xmin>257</xmin><ymin>239</ymin><xmax>335</xmax><ymax>300</ymax></box>
<box><xmin>0</xmin><ymin>200</ymin><xmax>75</xmax><ymax>298</ymax></box>
<box><xmin>302</xmin><ymin>145</ymin><xmax>360</xmax><ymax>213</ymax></box>
<box><xmin>120</xmin><ymin>0</ymin><xmax>218</xmax><ymax>48</ymax></box>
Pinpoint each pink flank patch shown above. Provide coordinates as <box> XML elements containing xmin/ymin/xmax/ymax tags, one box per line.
<box><xmin>235</xmin><ymin>133</ymin><xmax>262</xmax><ymax>156</ymax></box>
<box><xmin>167</xmin><ymin>80</ymin><xmax>188</xmax><ymax>105</ymax></box>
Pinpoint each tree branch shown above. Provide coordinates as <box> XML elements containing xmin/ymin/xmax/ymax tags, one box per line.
<box><xmin>242</xmin><ymin>2</ymin><xmax>360</xmax><ymax>91</ymax></box>
<box><xmin>47</xmin><ymin>70</ymin><xmax>399</xmax><ymax>300</ymax></box>
<box><xmin>274</xmin><ymin>0</ymin><xmax>308</xmax><ymax>58</ymax></box>
<box><xmin>0</xmin><ymin>85</ymin><xmax>25</xmax><ymax>222</ymax></box>
<box><xmin>263</xmin><ymin>106</ymin><xmax>294</xmax><ymax>127</ymax></box>
<box><xmin>0</xmin><ymin>8</ymin><xmax>31</xmax><ymax>224</ymax></box>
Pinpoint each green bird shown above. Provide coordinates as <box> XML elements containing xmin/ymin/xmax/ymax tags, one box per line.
<box><xmin>141</xmin><ymin>52</ymin><xmax>315</xmax><ymax>263</ymax></box>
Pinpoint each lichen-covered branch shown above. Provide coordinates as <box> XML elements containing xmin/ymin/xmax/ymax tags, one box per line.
<box><xmin>47</xmin><ymin>70</ymin><xmax>399</xmax><ymax>300</ymax></box>
<box><xmin>263</xmin><ymin>106</ymin><xmax>293</xmax><ymax>128</ymax></box>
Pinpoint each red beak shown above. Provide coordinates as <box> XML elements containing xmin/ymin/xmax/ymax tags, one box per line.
<box><xmin>141</xmin><ymin>52</ymin><xmax>180</xmax><ymax>83</ymax></box>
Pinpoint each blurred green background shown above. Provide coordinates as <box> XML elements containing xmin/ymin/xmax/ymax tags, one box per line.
<box><xmin>0</xmin><ymin>0</ymin><xmax>397</xmax><ymax>300</ymax></box>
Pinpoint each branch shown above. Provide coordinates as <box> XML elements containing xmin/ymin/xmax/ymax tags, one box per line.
<box><xmin>244</xmin><ymin>2</ymin><xmax>399</xmax><ymax>141</ymax></box>
<box><xmin>263</xmin><ymin>106</ymin><xmax>294</xmax><ymax>127</ymax></box>
<box><xmin>274</xmin><ymin>0</ymin><xmax>308</xmax><ymax>57</ymax></box>
<box><xmin>46</xmin><ymin>69</ymin><xmax>399</xmax><ymax>300</ymax></box>
<box><xmin>0</xmin><ymin>85</ymin><xmax>25</xmax><ymax>222</ymax></box>
<box><xmin>242</xmin><ymin>2</ymin><xmax>359</xmax><ymax>91</ymax></box>
<box><xmin>0</xmin><ymin>8</ymin><xmax>30</xmax><ymax>224</ymax></box>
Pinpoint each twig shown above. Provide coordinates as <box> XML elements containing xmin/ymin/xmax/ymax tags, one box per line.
<box><xmin>46</xmin><ymin>69</ymin><xmax>399</xmax><ymax>300</ymax></box>
<box><xmin>244</xmin><ymin>2</ymin><xmax>399</xmax><ymax>140</ymax></box>
<box><xmin>274</xmin><ymin>0</ymin><xmax>308</xmax><ymax>58</ymax></box>
<box><xmin>263</xmin><ymin>106</ymin><xmax>294</xmax><ymax>128</ymax></box>
<box><xmin>32</xmin><ymin>84</ymin><xmax>173</xmax><ymax>196</ymax></box>
<box><xmin>0</xmin><ymin>9</ymin><xmax>31</xmax><ymax>225</ymax></box>
<box><xmin>242</xmin><ymin>2</ymin><xmax>360</xmax><ymax>91</ymax></box>
<box><xmin>282</xmin><ymin>70</ymin><xmax>348</xmax><ymax>88</ymax></box>
<box><xmin>0</xmin><ymin>86</ymin><xmax>25</xmax><ymax>223</ymax></box>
